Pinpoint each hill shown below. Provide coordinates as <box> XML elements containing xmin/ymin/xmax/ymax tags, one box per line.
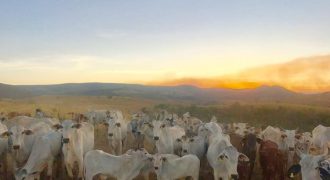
<box><xmin>0</xmin><ymin>82</ymin><xmax>329</xmax><ymax>107</ymax></box>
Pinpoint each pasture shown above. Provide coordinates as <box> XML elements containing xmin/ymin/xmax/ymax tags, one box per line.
<box><xmin>0</xmin><ymin>95</ymin><xmax>329</xmax><ymax>180</ymax></box>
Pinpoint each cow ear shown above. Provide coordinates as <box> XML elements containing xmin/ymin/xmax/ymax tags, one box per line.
<box><xmin>23</xmin><ymin>129</ymin><xmax>33</xmax><ymax>135</ymax></box>
<box><xmin>115</xmin><ymin>122</ymin><xmax>121</xmax><ymax>127</ymax></box>
<box><xmin>238</xmin><ymin>153</ymin><xmax>249</xmax><ymax>162</ymax></box>
<box><xmin>72</xmin><ymin>123</ymin><xmax>82</xmax><ymax>129</ymax></box>
<box><xmin>1</xmin><ymin>131</ymin><xmax>10</xmax><ymax>137</ymax></box>
<box><xmin>53</xmin><ymin>124</ymin><xmax>63</xmax><ymax>130</ymax></box>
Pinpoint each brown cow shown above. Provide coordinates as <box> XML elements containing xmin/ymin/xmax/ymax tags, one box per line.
<box><xmin>7</xmin><ymin>112</ymin><xmax>31</xmax><ymax>119</ymax></box>
<box><xmin>241</xmin><ymin>133</ymin><xmax>257</xmax><ymax>180</ymax></box>
<box><xmin>259</xmin><ymin>140</ymin><xmax>286</xmax><ymax>180</ymax></box>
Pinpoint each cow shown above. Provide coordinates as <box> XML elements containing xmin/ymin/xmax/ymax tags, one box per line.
<box><xmin>288</xmin><ymin>149</ymin><xmax>330</xmax><ymax>180</ymax></box>
<box><xmin>312</xmin><ymin>125</ymin><xmax>330</xmax><ymax>153</ymax></box>
<box><xmin>232</xmin><ymin>123</ymin><xmax>249</xmax><ymax>137</ymax></box>
<box><xmin>261</xmin><ymin>126</ymin><xmax>298</xmax><ymax>167</ymax></box>
<box><xmin>126</xmin><ymin>117</ymin><xmax>145</xmax><ymax>150</ymax></box>
<box><xmin>207</xmin><ymin>133</ymin><xmax>249</xmax><ymax>180</ymax></box>
<box><xmin>258</xmin><ymin>140</ymin><xmax>286</xmax><ymax>180</ymax></box>
<box><xmin>84</xmin><ymin>110</ymin><xmax>111</xmax><ymax>125</ymax></box>
<box><xmin>14</xmin><ymin>131</ymin><xmax>62</xmax><ymax>180</ymax></box>
<box><xmin>180</xmin><ymin>135</ymin><xmax>207</xmax><ymax>160</ymax></box>
<box><xmin>152</xmin><ymin>121</ymin><xmax>185</xmax><ymax>154</ymax></box>
<box><xmin>0</xmin><ymin>121</ymin><xmax>9</xmax><ymax>179</ymax></box>
<box><xmin>35</xmin><ymin>108</ymin><xmax>51</xmax><ymax>118</ymax></box>
<box><xmin>9</xmin><ymin>121</ymin><xmax>52</xmax><ymax>169</ymax></box>
<box><xmin>241</xmin><ymin>133</ymin><xmax>258</xmax><ymax>180</ymax></box>
<box><xmin>7</xmin><ymin>112</ymin><xmax>31</xmax><ymax>119</ymax></box>
<box><xmin>104</xmin><ymin>110</ymin><xmax>127</xmax><ymax>155</ymax></box>
<box><xmin>181</xmin><ymin>112</ymin><xmax>203</xmax><ymax>137</ymax></box>
<box><xmin>152</xmin><ymin>153</ymin><xmax>200</xmax><ymax>180</ymax></box>
<box><xmin>84</xmin><ymin>149</ymin><xmax>150</xmax><ymax>180</ymax></box>
<box><xmin>138</xmin><ymin>121</ymin><xmax>156</xmax><ymax>154</ymax></box>
<box><xmin>59</xmin><ymin>120</ymin><xmax>94</xmax><ymax>179</ymax></box>
<box><xmin>296</xmin><ymin>132</ymin><xmax>312</xmax><ymax>153</ymax></box>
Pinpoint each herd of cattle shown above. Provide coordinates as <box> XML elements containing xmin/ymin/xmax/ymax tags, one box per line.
<box><xmin>0</xmin><ymin>109</ymin><xmax>329</xmax><ymax>180</ymax></box>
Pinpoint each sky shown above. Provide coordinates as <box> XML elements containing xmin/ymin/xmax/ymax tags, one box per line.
<box><xmin>1</xmin><ymin>0</ymin><xmax>330</xmax><ymax>92</ymax></box>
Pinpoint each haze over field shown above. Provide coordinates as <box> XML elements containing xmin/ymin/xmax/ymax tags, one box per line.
<box><xmin>0</xmin><ymin>0</ymin><xmax>330</xmax><ymax>93</ymax></box>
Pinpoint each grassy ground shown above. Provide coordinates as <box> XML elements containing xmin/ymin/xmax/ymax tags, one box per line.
<box><xmin>1</xmin><ymin>95</ymin><xmax>329</xmax><ymax>179</ymax></box>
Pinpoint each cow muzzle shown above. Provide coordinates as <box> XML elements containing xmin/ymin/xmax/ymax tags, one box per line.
<box><xmin>13</xmin><ymin>145</ymin><xmax>20</xmax><ymax>150</ymax></box>
<box><xmin>153</xmin><ymin>136</ymin><xmax>159</xmax><ymax>141</ymax></box>
<box><xmin>183</xmin><ymin>149</ymin><xmax>188</xmax><ymax>153</ymax></box>
<box><xmin>231</xmin><ymin>174</ymin><xmax>239</xmax><ymax>180</ymax></box>
<box><xmin>154</xmin><ymin>166</ymin><xmax>159</xmax><ymax>170</ymax></box>
<box><xmin>108</xmin><ymin>133</ymin><xmax>113</xmax><ymax>137</ymax></box>
<box><xmin>62</xmin><ymin>138</ymin><xmax>70</xmax><ymax>144</ymax></box>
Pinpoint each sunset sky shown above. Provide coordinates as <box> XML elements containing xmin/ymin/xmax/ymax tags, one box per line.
<box><xmin>1</xmin><ymin>1</ymin><xmax>330</xmax><ymax>92</ymax></box>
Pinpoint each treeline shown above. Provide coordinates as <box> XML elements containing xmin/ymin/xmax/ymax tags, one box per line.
<box><xmin>151</xmin><ymin>103</ymin><xmax>330</xmax><ymax>131</ymax></box>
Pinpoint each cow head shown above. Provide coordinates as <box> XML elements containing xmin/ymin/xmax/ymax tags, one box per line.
<box><xmin>15</xmin><ymin>168</ymin><xmax>39</xmax><ymax>180</ymax></box>
<box><xmin>151</xmin><ymin>154</ymin><xmax>168</xmax><ymax>172</ymax></box>
<box><xmin>152</xmin><ymin>121</ymin><xmax>167</xmax><ymax>141</ymax></box>
<box><xmin>295</xmin><ymin>132</ymin><xmax>312</xmax><ymax>153</ymax></box>
<box><xmin>288</xmin><ymin>150</ymin><xmax>330</xmax><ymax>180</ymax></box>
<box><xmin>217</xmin><ymin>146</ymin><xmax>249</xmax><ymax>180</ymax></box>
<box><xmin>280</xmin><ymin>129</ymin><xmax>297</xmax><ymax>151</ymax></box>
<box><xmin>181</xmin><ymin>136</ymin><xmax>196</xmax><ymax>155</ymax></box>
<box><xmin>9</xmin><ymin>125</ymin><xmax>34</xmax><ymax>150</ymax></box>
<box><xmin>106</xmin><ymin>119</ymin><xmax>122</xmax><ymax>141</ymax></box>
<box><xmin>60</xmin><ymin>120</ymin><xmax>82</xmax><ymax>145</ymax></box>
<box><xmin>232</xmin><ymin>123</ymin><xmax>248</xmax><ymax>137</ymax></box>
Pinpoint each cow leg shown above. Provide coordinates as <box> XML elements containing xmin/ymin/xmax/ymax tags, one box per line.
<box><xmin>65</xmin><ymin>163</ymin><xmax>74</xmax><ymax>178</ymax></box>
<box><xmin>213</xmin><ymin>170</ymin><xmax>219</xmax><ymax>180</ymax></box>
<box><xmin>248</xmin><ymin>162</ymin><xmax>254</xmax><ymax>180</ymax></box>
<box><xmin>77</xmin><ymin>157</ymin><xmax>84</xmax><ymax>179</ymax></box>
<box><xmin>118</xmin><ymin>140</ymin><xmax>123</xmax><ymax>155</ymax></box>
<box><xmin>46</xmin><ymin>158</ymin><xmax>54</xmax><ymax>179</ymax></box>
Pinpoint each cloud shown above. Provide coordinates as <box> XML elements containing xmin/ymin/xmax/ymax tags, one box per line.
<box><xmin>151</xmin><ymin>55</ymin><xmax>330</xmax><ymax>93</ymax></box>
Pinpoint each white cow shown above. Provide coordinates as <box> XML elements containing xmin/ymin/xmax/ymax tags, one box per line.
<box><xmin>288</xmin><ymin>149</ymin><xmax>330</xmax><ymax>180</ymax></box>
<box><xmin>9</xmin><ymin>122</ymin><xmax>51</xmax><ymax>169</ymax></box>
<box><xmin>60</xmin><ymin>120</ymin><xmax>94</xmax><ymax>179</ymax></box>
<box><xmin>84</xmin><ymin>110</ymin><xmax>110</xmax><ymax>124</ymax></box>
<box><xmin>0</xmin><ymin>121</ymin><xmax>9</xmax><ymax>178</ymax></box>
<box><xmin>104</xmin><ymin>110</ymin><xmax>127</xmax><ymax>155</ymax></box>
<box><xmin>232</xmin><ymin>123</ymin><xmax>249</xmax><ymax>136</ymax></box>
<box><xmin>296</xmin><ymin>132</ymin><xmax>312</xmax><ymax>153</ymax></box>
<box><xmin>180</xmin><ymin>135</ymin><xmax>207</xmax><ymax>160</ymax></box>
<box><xmin>152</xmin><ymin>154</ymin><xmax>200</xmax><ymax>180</ymax></box>
<box><xmin>206</xmin><ymin>124</ymin><xmax>249</xmax><ymax>180</ymax></box>
<box><xmin>152</xmin><ymin>121</ymin><xmax>185</xmax><ymax>154</ymax></box>
<box><xmin>84</xmin><ymin>149</ymin><xmax>150</xmax><ymax>180</ymax></box>
<box><xmin>312</xmin><ymin>125</ymin><xmax>330</xmax><ymax>152</ymax></box>
<box><xmin>138</xmin><ymin>122</ymin><xmax>157</xmax><ymax>154</ymax></box>
<box><xmin>14</xmin><ymin>131</ymin><xmax>62</xmax><ymax>180</ymax></box>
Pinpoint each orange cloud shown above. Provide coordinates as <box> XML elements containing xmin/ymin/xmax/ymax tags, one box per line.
<box><xmin>151</xmin><ymin>55</ymin><xmax>330</xmax><ymax>93</ymax></box>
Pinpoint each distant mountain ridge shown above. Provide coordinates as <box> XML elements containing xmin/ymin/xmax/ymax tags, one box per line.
<box><xmin>0</xmin><ymin>82</ymin><xmax>329</xmax><ymax>106</ymax></box>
